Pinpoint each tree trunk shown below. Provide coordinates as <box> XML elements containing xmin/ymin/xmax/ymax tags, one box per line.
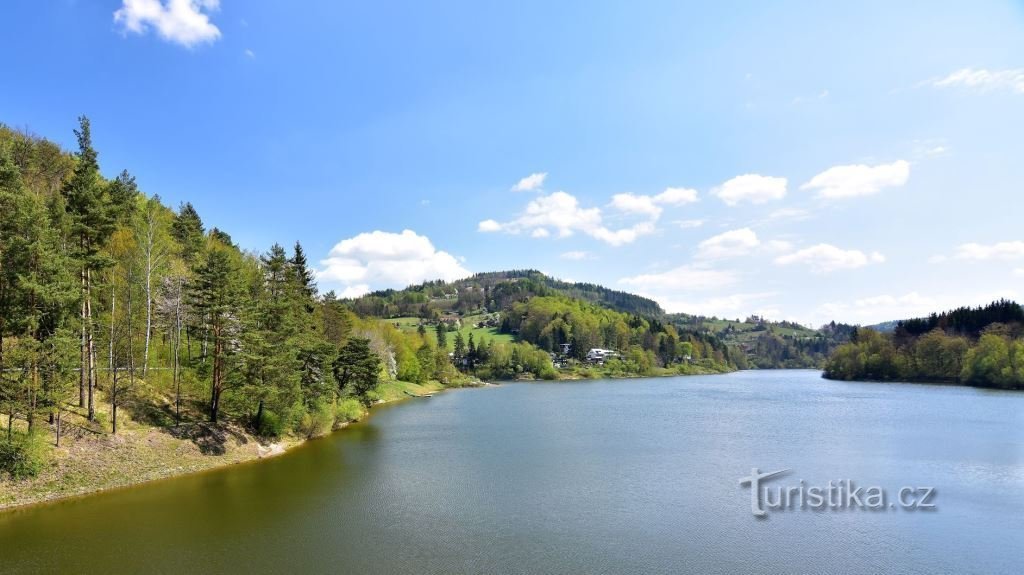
<box><xmin>55</xmin><ymin>409</ymin><xmax>61</xmax><ymax>447</ymax></box>
<box><xmin>79</xmin><ymin>267</ymin><xmax>87</xmax><ymax>408</ymax></box>
<box><xmin>86</xmin><ymin>267</ymin><xmax>95</xmax><ymax>421</ymax></box>
<box><xmin>109</xmin><ymin>284</ymin><xmax>115</xmax><ymax>372</ymax></box>
<box><xmin>143</xmin><ymin>242</ymin><xmax>152</xmax><ymax>376</ymax></box>
<box><xmin>174</xmin><ymin>289</ymin><xmax>182</xmax><ymax>426</ymax></box>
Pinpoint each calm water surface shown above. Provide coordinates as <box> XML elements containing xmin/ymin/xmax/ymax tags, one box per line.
<box><xmin>0</xmin><ymin>370</ymin><xmax>1022</xmax><ymax>574</ymax></box>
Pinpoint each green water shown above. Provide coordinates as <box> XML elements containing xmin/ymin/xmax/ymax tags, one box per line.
<box><xmin>0</xmin><ymin>370</ymin><xmax>1022</xmax><ymax>574</ymax></box>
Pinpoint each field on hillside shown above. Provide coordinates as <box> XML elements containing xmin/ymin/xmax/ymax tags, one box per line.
<box><xmin>382</xmin><ymin>315</ymin><xmax>515</xmax><ymax>350</ymax></box>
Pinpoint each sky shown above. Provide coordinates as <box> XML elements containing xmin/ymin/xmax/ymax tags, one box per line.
<box><xmin>3</xmin><ymin>0</ymin><xmax>1023</xmax><ymax>327</ymax></box>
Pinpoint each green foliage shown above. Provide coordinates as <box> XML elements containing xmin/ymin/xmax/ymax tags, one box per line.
<box><xmin>825</xmin><ymin>326</ymin><xmax>1024</xmax><ymax>389</ymax></box>
<box><xmin>257</xmin><ymin>410</ymin><xmax>285</xmax><ymax>438</ymax></box>
<box><xmin>297</xmin><ymin>401</ymin><xmax>335</xmax><ymax>439</ymax></box>
<box><xmin>0</xmin><ymin>433</ymin><xmax>48</xmax><ymax>479</ymax></box>
<box><xmin>333</xmin><ymin>338</ymin><xmax>382</xmax><ymax>407</ymax></box>
<box><xmin>335</xmin><ymin>398</ymin><xmax>365</xmax><ymax>424</ymax></box>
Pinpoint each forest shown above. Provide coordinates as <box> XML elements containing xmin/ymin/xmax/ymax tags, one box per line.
<box><xmin>0</xmin><ymin>118</ymin><xmax>475</xmax><ymax>480</ymax></box>
<box><xmin>823</xmin><ymin>300</ymin><xmax>1024</xmax><ymax>389</ymax></box>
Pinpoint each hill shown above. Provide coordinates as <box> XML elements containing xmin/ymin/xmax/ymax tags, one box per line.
<box><xmin>824</xmin><ymin>300</ymin><xmax>1024</xmax><ymax>389</ymax></box>
<box><xmin>667</xmin><ymin>314</ymin><xmax>856</xmax><ymax>369</ymax></box>
<box><xmin>345</xmin><ymin>270</ymin><xmax>664</xmax><ymax>319</ymax></box>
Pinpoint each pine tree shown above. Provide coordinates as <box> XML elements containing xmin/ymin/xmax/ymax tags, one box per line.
<box><xmin>191</xmin><ymin>244</ymin><xmax>242</xmax><ymax>423</ymax></box>
<box><xmin>333</xmin><ymin>338</ymin><xmax>381</xmax><ymax>408</ymax></box>
<box><xmin>171</xmin><ymin>202</ymin><xmax>205</xmax><ymax>265</ymax></box>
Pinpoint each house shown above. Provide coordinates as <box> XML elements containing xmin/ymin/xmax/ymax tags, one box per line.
<box><xmin>559</xmin><ymin>343</ymin><xmax>572</xmax><ymax>355</ymax></box>
<box><xmin>586</xmin><ymin>348</ymin><xmax>619</xmax><ymax>363</ymax></box>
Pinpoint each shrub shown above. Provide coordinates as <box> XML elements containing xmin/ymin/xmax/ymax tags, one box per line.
<box><xmin>0</xmin><ymin>433</ymin><xmax>48</xmax><ymax>480</ymax></box>
<box><xmin>297</xmin><ymin>401</ymin><xmax>334</xmax><ymax>439</ymax></box>
<box><xmin>335</xmin><ymin>398</ymin><xmax>365</xmax><ymax>425</ymax></box>
<box><xmin>257</xmin><ymin>410</ymin><xmax>285</xmax><ymax>438</ymax></box>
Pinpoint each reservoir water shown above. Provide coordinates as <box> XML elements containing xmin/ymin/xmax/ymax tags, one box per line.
<box><xmin>0</xmin><ymin>370</ymin><xmax>1021</xmax><ymax>574</ymax></box>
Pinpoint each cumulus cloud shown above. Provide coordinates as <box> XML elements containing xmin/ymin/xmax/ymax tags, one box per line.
<box><xmin>654</xmin><ymin>187</ymin><xmax>699</xmax><ymax>205</ymax></box>
<box><xmin>816</xmin><ymin>290</ymin><xmax>1020</xmax><ymax>326</ymax></box>
<box><xmin>694</xmin><ymin>228</ymin><xmax>792</xmax><ymax>259</ymax></box>
<box><xmin>697</xmin><ymin>228</ymin><xmax>761</xmax><ymax>259</ymax></box>
<box><xmin>478</xmin><ymin>191</ymin><xmax>656</xmax><ymax>246</ymax></box>
<box><xmin>651</xmin><ymin>292</ymin><xmax>778</xmax><ymax>316</ymax></box>
<box><xmin>511</xmin><ymin>172</ymin><xmax>547</xmax><ymax>192</ymax></box>
<box><xmin>317</xmin><ymin>230</ymin><xmax>470</xmax><ymax>296</ymax></box>
<box><xmin>114</xmin><ymin>0</ymin><xmax>222</xmax><ymax>47</ymax></box>
<box><xmin>609</xmin><ymin>187</ymin><xmax>699</xmax><ymax>219</ymax></box>
<box><xmin>926</xmin><ymin>68</ymin><xmax>1024</xmax><ymax>94</ymax></box>
<box><xmin>774</xmin><ymin>244</ymin><xmax>884</xmax><ymax>273</ymax></box>
<box><xmin>712</xmin><ymin>174</ymin><xmax>787</xmax><ymax>206</ymax></box>
<box><xmin>954</xmin><ymin>240</ymin><xmax>1024</xmax><ymax>260</ymax></box>
<box><xmin>618</xmin><ymin>265</ymin><xmax>737</xmax><ymax>292</ymax></box>
<box><xmin>477</xmin><ymin>219</ymin><xmax>501</xmax><ymax>232</ymax></box>
<box><xmin>800</xmin><ymin>160</ymin><xmax>910</xmax><ymax>199</ymax></box>
<box><xmin>610</xmin><ymin>193</ymin><xmax>662</xmax><ymax>219</ymax></box>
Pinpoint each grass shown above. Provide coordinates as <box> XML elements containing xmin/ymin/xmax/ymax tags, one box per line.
<box><xmin>381</xmin><ymin>315</ymin><xmax>514</xmax><ymax>351</ymax></box>
<box><xmin>373</xmin><ymin>379</ymin><xmax>445</xmax><ymax>402</ymax></box>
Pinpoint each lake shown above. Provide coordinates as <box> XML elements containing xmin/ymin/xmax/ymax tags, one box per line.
<box><xmin>0</xmin><ymin>370</ymin><xmax>1021</xmax><ymax>574</ymax></box>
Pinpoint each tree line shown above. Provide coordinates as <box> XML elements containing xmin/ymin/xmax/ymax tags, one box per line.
<box><xmin>0</xmin><ymin>119</ymin><xmax>458</xmax><ymax>477</ymax></box>
<box><xmin>824</xmin><ymin>302</ymin><xmax>1024</xmax><ymax>389</ymax></box>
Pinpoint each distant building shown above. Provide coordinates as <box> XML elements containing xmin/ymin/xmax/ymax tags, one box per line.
<box><xmin>586</xmin><ymin>348</ymin><xmax>619</xmax><ymax>363</ymax></box>
<box><xmin>559</xmin><ymin>343</ymin><xmax>572</xmax><ymax>355</ymax></box>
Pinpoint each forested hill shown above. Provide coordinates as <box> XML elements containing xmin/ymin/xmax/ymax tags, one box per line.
<box><xmin>347</xmin><ymin>270</ymin><xmax>664</xmax><ymax>318</ymax></box>
<box><xmin>668</xmin><ymin>314</ymin><xmax>856</xmax><ymax>369</ymax></box>
<box><xmin>824</xmin><ymin>300</ymin><xmax>1024</xmax><ymax>389</ymax></box>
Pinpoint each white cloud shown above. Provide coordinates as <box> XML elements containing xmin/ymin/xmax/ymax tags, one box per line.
<box><xmin>695</xmin><ymin>228</ymin><xmax>791</xmax><ymax>259</ymax></box>
<box><xmin>317</xmin><ymin>230</ymin><xmax>471</xmax><ymax>295</ymax></box>
<box><xmin>954</xmin><ymin>240</ymin><xmax>1024</xmax><ymax>260</ymax></box>
<box><xmin>244</xmin><ymin>48</ymin><xmax>255</xmax><ymax>59</ymax></box>
<box><xmin>800</xmin><ymin>160</ymin><xmax>910</xmax><ymax>199</ymax></box>
<box><xmin>713</xmin><ymin>174</ymin><xmax>787</xmax><ymax>206</ymax></box>
<box><xmin>477</xmin><ymin>219</ymin><xmax>501</xmax><ymax>232</ymax></box>
<box><xmin>531</xmin><ymin>228</ymin><xmax>550</xmax><ymax>238</ymax></box>
<box><xmin>619</xmin><ymin>265</ymin><xmax>737</xmax><ymax>292</ymax></box>
<box><xmin>609</xmin><ymin>193</ymin><xmax>662</xmax><ymax>219</ymax></box>
<box><xmin>774</xmin><ymin>244</ymin><xmax>885</xmax><ymax>273</ymax></box>
<box><xmin>609</xmin><ymin>187</ymin><xmax>699</xmax><ymax>219</ymax></box>
<box><xmin>1014</xmin><ymin>268</ymin><xmax>1024</xmax><ymax>277</ymax></box>
<box><xmin>654</xmin><ymin>187</ymin><xmax>699</xmax><ymax>205</ymax></box>
<box><xmin>697</xmin><ymin>228</ymin><xmax>760</xmax><ymax>259</ymax></box>
<box><xmin>926</xmin><ymin>68</ymin><xmax>1024</xmax><ymax>94</ymax></box>
<box><xmin>511</xmin><ymin>172</ymin><xmax>547</xmax><ymax>192</ymax></box>
<box><xmin>480</xmin><ymin>191</ymin><xmax>656</xmax><ymax>246</ymax></box>
<box><xmin>560</xmin><ymin>251</ymin><xmax>591</xmax><ymax>261</ymax></box>
<box><xmin>114</xmin><ymin>0</ymin><xmax>222</xmax><ymax>47</ymax></box>
<box><xmin>674</xmin><ymin>219</ymin><xmax>704</xmax><ymax>229</ymax></box>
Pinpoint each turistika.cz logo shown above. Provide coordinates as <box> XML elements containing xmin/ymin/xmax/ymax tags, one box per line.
<box><xmin>738</xmin><ymin>468</ymin><xmax>937</xmax><ymax>516</ymax></box>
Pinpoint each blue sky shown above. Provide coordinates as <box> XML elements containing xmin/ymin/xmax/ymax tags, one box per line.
<box><xmin>3</xmin><ymin>0</ymin><xmax>1023</xmax><ymax>326</ymax></box>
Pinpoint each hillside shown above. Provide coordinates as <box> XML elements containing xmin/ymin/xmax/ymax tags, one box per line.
<box><xmin>824</xmin><ymin>300</ymin><xmax>1024</xmax><ymax>388</ymax></box>
<box><xmin>668</xmin><ymin>314</ymin><xmax>856</xmax><ymax>369</ymax></box>
<box><xmin>347</xmin><ymin>270</ymin><xmax>664</xmax><ymax>319</ymax></box>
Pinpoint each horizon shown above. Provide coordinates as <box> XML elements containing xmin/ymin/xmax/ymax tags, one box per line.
<box><xmin>4</xmin><ymin>0</ymin><xmax>1023</xmax><ymax>327</ymax></box>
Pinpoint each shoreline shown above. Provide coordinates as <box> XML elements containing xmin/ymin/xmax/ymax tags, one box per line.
<box><xmin>0</xmin><ymin>369</ymin><xmax>727</xmax><ymax>514</ymax></box>
<box><xmin>0</xmin><ymin>383</ymin><xmax>445</xmax><ymax>514</ymax></box>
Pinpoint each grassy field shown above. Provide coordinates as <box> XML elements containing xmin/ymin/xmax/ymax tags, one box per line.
<box><xmin>382</xmin><ymin>315</ymin><xmax>515</xmax><ymax>351</ymax></box>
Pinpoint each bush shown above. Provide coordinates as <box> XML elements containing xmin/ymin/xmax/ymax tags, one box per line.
<box><xmin>0</xmin><ymin>433</ymin><xmax>48</xmax><ymax>480</ymax></box>
<box><xmin>257</xmin><ymin>410</ymin><xmax>285</xmax><ymax>438</ymax></box>
<box><xmin>335</xmin><ymin>398</ymin><xmax>365</xmax><ymax>425</ymax></box>
<box><xmin>297</xmin><ymin>401</ymin><xmax>334</xmax><ymax>439</ymax></box>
